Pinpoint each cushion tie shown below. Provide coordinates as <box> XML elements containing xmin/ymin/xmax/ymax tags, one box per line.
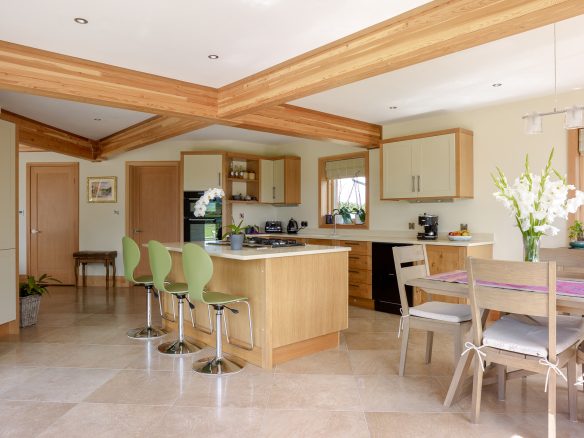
<box><xmin>398</xmin><ymin>308</ymin><xmax>409</xmax><ymax>338</ymax></box>
<box><xmin>538</xmin><ymin>358</ymin><xmax>567</xmax><ymax>392</ymax></box>
<box><xmin>461</xmin><ymin>342</ymin><xmax>487</xmax><ymax>371</ymax></box>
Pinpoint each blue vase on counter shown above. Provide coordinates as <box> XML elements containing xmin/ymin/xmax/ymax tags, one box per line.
<box><xmin>230</xmin><ymin>234</ymin><xmax>244</xmax><ymax>250</ymax></box>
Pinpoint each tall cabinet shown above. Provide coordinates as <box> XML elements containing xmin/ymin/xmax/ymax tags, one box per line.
<box><xmin>0</xmin><ymin>120</ymin><xmax>17</xmax><ymax>327</ymax></box>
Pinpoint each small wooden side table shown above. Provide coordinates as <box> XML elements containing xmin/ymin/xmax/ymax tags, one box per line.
<box><xmin>73</xmin><ymin>251</ymin><xmax>117</xmax><ymax>287</ymax></box>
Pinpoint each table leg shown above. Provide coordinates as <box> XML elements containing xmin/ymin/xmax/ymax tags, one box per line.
<box><xmin>74</xmin><ymin>259</ymin><xmax>79</xmax><ymax>287</ymax></box>
<box><xmin>112</xmin><ymin>259</ymin><xmax>116</xmax><ymax>287</ymax></box>
<box><xmin>82</xmin><ymin>263</ymin><xmax>86</xmax><ymax>287</ymax></box>
<box><xmin>105</xmin><ymin>260</ymin><xmax>109</xmax><ymax>288</ymax></box>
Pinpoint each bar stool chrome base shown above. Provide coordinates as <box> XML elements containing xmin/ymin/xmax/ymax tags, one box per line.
<box><xmin>127</xmin><ymin>326</ymin><xmax>166</xmax><ymax>339</ymax></box>
<box><xmin>157</xmin><ymin>338</ymin><xmax>202</xmax><ymax>355</ymax></box>
<box><xmin>193</xmin><ymin>355</ymin><xmax>243</xmax><ymax>375</ymax></box>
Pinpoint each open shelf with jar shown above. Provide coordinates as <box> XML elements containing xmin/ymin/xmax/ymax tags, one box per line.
<box><xmin>225</xmin><ymin>154</ymin><xmax>261</xmax><ymax>204</ymax></box>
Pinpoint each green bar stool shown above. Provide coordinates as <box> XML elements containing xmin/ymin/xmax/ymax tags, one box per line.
<box><xmin>182</xmin><ymin>242</ymin><xmax>254</xmax><ymax>375</ymax></box>
<box><xmin>148</xmin><ymin>240</ymin><xmax>203</xmax><ymax>355</ymax></box>
<box><xmin>122</xmin><ymin>236</ymin><xmax>166</xmax><ymax>339</ymax></box>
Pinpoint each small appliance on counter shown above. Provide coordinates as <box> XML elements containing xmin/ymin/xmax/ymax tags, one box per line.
<box><xmin>287</xmin><ymin>217</ymin><xmax>301</xmax><ymax>234</ymax></box>
<box><xmin>417</xmin><ymin>213</ymin><xmax>438</xmax><ymax>240</ymax></box>
<box><xmin>264</xmin><ymin>221</ymin><xmax>283</xmax><ymax>233</ymax></box>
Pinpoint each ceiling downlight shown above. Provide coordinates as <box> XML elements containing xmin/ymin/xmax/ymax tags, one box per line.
<box><xmin>74</xmin><ymin>17</ymin><xmax>88</xmax><ymax>24</ymax></box>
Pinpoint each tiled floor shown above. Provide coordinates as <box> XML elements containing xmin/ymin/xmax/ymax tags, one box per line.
<box><xmin>1</xmin><ymin>286</ymin><xmax>583</xmax><ymax>437</ymax></box>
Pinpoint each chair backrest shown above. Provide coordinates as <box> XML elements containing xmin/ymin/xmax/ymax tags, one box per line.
<box><xmin>392</xmin><ymin>245</ymin><xmax>430</xmax><ymax>315</ymax></box>
<box><xmin>540</xmin><ymin>247</ymin><xmax>584</xmax><ymax>279</ymax></box>
<box><xmin>122</xmin><ymin>236</ymin><xmax>140</xmax><ymax>283</ymax></box>
<box><xmin>467</xmin><ymin>257</ymin><xmax>557</xmax><ymax>360</ymax></box>
<box><xmin>182</xmin><ymin>243</ymin><xmax>213</xmax><ymax>303</ymax></box>
<box><xmin>147</xmin><ymin>240</ymin><xmax>172</xmax><ymax>293</ymax></box>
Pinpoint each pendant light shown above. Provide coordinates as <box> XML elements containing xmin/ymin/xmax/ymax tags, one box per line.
<box><xmin>522</xmin><ymin>24</ymin><xmax>584</xmax><ymax>134</ymax></box>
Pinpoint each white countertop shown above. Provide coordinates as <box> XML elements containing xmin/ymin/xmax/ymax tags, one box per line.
<box><xmin>163</xmin><ymin>241</ymin><xmax>351</xmax><ymax>260</ymax></box>
<box><xmin>257</xmin><ymin>230</ymin><xmax>494</xmax><ymax>247</ymax></box>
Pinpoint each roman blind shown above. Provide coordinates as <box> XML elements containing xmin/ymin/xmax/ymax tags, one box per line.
<box><xmin>325</xmin><ymin>157</ymin><xmax>365</xmax><ymax>180</ymax></box>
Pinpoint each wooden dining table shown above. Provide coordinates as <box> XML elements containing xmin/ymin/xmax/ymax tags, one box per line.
<box><xmin>406</xmin><ymin>272</ymin><xmax>584</xmax><ymax>407</ymax></box>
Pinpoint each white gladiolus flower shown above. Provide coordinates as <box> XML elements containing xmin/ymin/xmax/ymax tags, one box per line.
<box><xmin>492</xmin><ymin>149</ymin><xmax>584</xmax><ymax>241</ymax></box>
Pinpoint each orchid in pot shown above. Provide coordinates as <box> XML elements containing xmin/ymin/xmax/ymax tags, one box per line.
<box><xmin>492</xmin><ymin>149</ymin><xmax>584</xmax><ymax>261</ymax></box>
<box><xmin>193</xmin><ymin>187</ymin><xmax>225</xmax><ymax>218</ymax></box>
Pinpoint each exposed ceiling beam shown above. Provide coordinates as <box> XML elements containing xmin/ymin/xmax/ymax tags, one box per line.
<box><xmin>0</xmin><ymin>40</ymin><xmax>217</xmax><ymax>119</ymax></box>
<box><xmin>222</xmin><ymin>104</ymin><xmax>381</xmax><ymax>147</ymax></box>
<box><xmin>217</xmin><ymin>0</ymin><xmax>584</xmax><ymax>117</ymax></box>
<box><xmin>0</xmin><ymin>109</ymin><xmax>98</xmax><ymax>160</ymax></box>
<box><xmin>99</xmin><ymin>116</ymin><xmax>211</xmax><ymax>158</ymax></box>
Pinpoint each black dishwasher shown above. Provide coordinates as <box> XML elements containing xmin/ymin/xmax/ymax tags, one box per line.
<box><xmin>372</xmin><ymin>242</ymin><xmax>413</xmax><ymax>315</ymax></box>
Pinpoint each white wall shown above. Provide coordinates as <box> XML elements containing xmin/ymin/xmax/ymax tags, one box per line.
<box><xmin>18</xmin><ymin>139</ymin><xmax>278</xmax><ymax>275</ymax></box>
<box><xmin>277</xmin><ymin>89</ymin><xmax>584</xmax><ymax>260</ymax></box>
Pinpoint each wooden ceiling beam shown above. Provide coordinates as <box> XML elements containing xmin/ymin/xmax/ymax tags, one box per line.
<box><xmin>217</xmin><ymin>0</ymin><xmax>584</xmax><ymax>117</ymax></box>
<box><xmin>0</xmin><ymin>110</ymin><xmax>98</xmax><ymax>160</ymax></box>
<box><xmin>0</xmin><ymin>40</ymin><xmax>217</xmax><ymax>119</ymax></box>
<box><xmin>99</xmin><ymin>116</ymin><xmax>211</xmax><ymax>158</ymax></box>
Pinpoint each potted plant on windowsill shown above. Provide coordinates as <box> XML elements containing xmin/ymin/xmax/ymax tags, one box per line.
<box><xmin>568</xmin><ymin>220</ymin><xmax>584</xmax><ymax>248</ymax></box>
<box><xmin>332</xmin><ymin>205</ymin><xmax>353</xmax><ymax>224</ymax></box>
<box><xmin>352</xmin><ymin>207</ymin><xmax>366</xmax><ymax>225</ymax></box>
<box><xmin>19</xmin><ymin>274</ymin><xmax>60</xmax><ymax>327</ymax></box>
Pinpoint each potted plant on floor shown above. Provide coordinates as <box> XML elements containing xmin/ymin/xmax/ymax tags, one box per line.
<box><xmin>19</xmin><ymin>274</ymin><xmax>60</xmax><ymax>327</ymax></box>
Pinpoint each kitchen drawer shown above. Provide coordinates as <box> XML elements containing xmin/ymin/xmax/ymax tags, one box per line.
<box><xmin>349</xmin><ymin>295</ymin><xmax>374</xmax><ymax>309</ymax></box>
<box><xmin>305</xmin><ymin>238</ymin><xmax>338</xmax><ymax>246</ymax></box>
<box><xmin>339</xmin><ymin>240</ymin><xmax>370</xmax><ymax>255</ymax></box>
<box><xmin>349</xmin><ymin>281</ymin><xmax>371</xmax><ymax>299</ymax></box>
<box><xmin>348</xmin><ymin>253</ymin><xmax>372</xmax><ymax>270</ymax></box>
<box><xmin>348</xmin><ymin>268</ymin><xmax>371</xmax><ymax>285</ymax></box>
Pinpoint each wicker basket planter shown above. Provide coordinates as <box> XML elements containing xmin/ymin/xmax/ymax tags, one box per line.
<box><xmin>20</xmin><ymin>295</ymin><xmax>42</xmax><ymax>327</ymax></box>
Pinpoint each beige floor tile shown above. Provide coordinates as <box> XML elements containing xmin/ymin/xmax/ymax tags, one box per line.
<box><xmin>37</xmin><ymin>402</ymin><xmax>168</xmax><ymax>438</ymax></box>
<box><xmin>48</xmin><ymin>344</ymin><xmax>145</xmax><ymax>369</ymax></box>
<box><xmin>0</xmin><ymin>343</ymin><xmax>64</xmax><ymax>367</ymax></box>
<box><xmin>260</xmin><ymin>410</ymin><xmax>370</xmax><ymax>438</ymax></box>
<box><xmin>267</xmin><ymin>373</ymin><xmax>362</xmax><ymax>411</ymax></box>
<box><xmin>0</xmin><ymin>366</ymin><xmax>45</xmax><ymax>395</ymax></box>
<box><xmin>275</xmin><ymin>349</ymin><xmax>353</xmax><ymax>375</ymax></box>
<box><xmin>0</xmin><ymin>367</ymin><xmax>118</xmax><ymax>403</ymax></box>
<box><xmin>349</xmin><ymin>349</ymin><xmax>454</xmax><ymax>376</ymax></box>
<box><xmin>366</xmin><ymin>412</ymin><xmax>479</xmax><ymax>438</ymax></box>
<box><xmin>0</xmin><ymin>400</ymin><xmax>74</xmax><ymax>438</ymax></box>
<box><xmin>357</xmin><ymin>375</ymin><xmax>459</xmax><ymax>413</ymax></box>
<box><xmin>175</xmin><ymin>370</ymin><xmax>274</xmax><ymax>408</ymax></box>
<box><xmin>124</xmin><ymin>343</ymin><xmax>198</xmax><ymax>373</ymax></box>
<box><xmin>344</xmin><ymin>317</ymin><xmax>399</xmax><ymax>334</ymax></box>
<box><xmin>85</xmin><ymin>369</ymin><xmax>182</xmax><ymax>405</ymax></box>
<box><xmin>144</xmin><ymin>406</ymin><xmax>264</xmax><ymax>438</ymax></box>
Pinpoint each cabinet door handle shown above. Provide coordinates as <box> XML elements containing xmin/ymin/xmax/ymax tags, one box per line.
<box><xmin>349</xmin><ymin>270</ymin><xmax>360</xmax><ymax>274</ymax></box>
<box><xmin>31</xmin><ymin>229</ymin><xmax>41</xmax><ymax>234</ymax></box>
<box><xmin>349</xmin><ymin>256</ymin><xmax>360</xmax><ymax>260</ymax></box>
<box><xmin>272</xmin><ymin>186</ymin><xmax>275</xmax><ymax>200</ymax></box>
<box><xmin>412</xmin><ymin>175</ymin><xmax>415</xmax><ymax>192</ymax></box>
<box><xmin>218</xmin><ymin>172</ymin><xmax>221</xmax><ymax>186</ymax></box>
<box><xmin>387</xmin><ymin>273</ymin><xmax>395</xmax><ymax>276</ymax></box>
<box><xmin>417</xmin><ymin>175</ymin><xmax>421</xmax><ymax>192</ymax></box>
<box><xmin>349</xmin><ymin>283</ymin><xmax>360</xmax><ymax>288</ymax></box>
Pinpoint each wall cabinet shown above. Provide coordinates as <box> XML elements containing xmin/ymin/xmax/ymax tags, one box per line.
<box><xmin>260</xmin><ymin>157</ymin><xmax>301</xmax><ymax>205</ymax></box>
<box><xmin>182</xmin><ymin>153</ymin><xmax>224</xmax><ymax>190</ymax></box>
<box><xmin>381</xmin><ymin>128</ymin><xmax>473</xmax><ymax>200</ymax></box>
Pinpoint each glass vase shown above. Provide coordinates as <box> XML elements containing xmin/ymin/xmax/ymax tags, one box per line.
<box><xmin>522</xmin><ymin>234</ymin><xmax>540</xmax><ymax>262</ymax></box>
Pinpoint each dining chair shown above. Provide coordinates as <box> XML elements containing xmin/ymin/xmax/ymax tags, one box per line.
<box><xmin>393</xmin><ymin>245</ymin><xmax>472</xmax><ymax>376</ymax></box>
<box><xmin>466</xmin><ymin>257</ymin><xmax>582</xmax><ymax>437</ymax></box>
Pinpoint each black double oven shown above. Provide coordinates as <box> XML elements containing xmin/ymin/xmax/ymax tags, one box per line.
<box><xmin>184</xmin><ymin>191</ymin><xmax>222</xmax><ymax>242</ymax></box>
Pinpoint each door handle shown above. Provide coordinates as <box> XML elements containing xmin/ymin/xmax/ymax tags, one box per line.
<box><xmin>134</xmin><ymin>229</ymin><xmax>142</xmax><ymax>233</ymax></box>
<box><xmin>417</xmin><ymin>175</ymin><xmax>421</xmax><ymax>192</ymax></box>
<box><xmin>412</xmin><ymin>175</ymin><xmax>415</xmax><ymax>192</ymax></box>
<box><xmin>31</xmin><ymin>229</ymin><xmax>41</xmax><ymax>234</ymax></box>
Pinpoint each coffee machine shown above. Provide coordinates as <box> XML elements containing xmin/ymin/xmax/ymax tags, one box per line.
<box><xmin>417</xmin><ymin>213</ymin><xmax>438</xmax><ymax>240</ymax></box>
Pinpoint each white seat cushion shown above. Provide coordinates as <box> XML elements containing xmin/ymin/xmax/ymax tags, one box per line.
<box><xmin>529</xmin><ymin>315</ymin><xmax>584</xmax><ymax>331</ymax></box>
<box><xmin>409</xmin><ymin>301</ymin><xmax>472</xmax><ymax>323</ymax></box>
<box><xmin>483</xmin><ymin>317</ymin><xmax>583</xmax><ymax>358</ymax></box>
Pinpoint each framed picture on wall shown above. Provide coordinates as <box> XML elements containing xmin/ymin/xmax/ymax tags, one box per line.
<box><xmin>87</xmin><ymin>176</ymin><xmax>117</xmax><ymax>203</ymax></box>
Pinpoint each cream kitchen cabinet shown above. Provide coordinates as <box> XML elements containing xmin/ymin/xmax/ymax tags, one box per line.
<box><xmin>182</xmin><ymin>152</ymin><xmax>224</xmax><ymax>190</ymax></box>
<box><xmin>260</xmin><ymin>157</ymin><xmax>301</xmax><ymax>204</ymax></box>
<box><xmin>381</xmin><ymin>128</ymin><xmax>473</xmax><ymax>200</ymax></box>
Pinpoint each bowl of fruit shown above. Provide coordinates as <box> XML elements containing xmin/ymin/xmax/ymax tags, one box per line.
<box><xmin>448</xmin><ymin>230</ymin><xmax>472</xmax><ymax>241</ymax></box>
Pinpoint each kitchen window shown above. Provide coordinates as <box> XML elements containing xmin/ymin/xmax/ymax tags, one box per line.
<box><xmin>318</xmin><ymin>151</ymin><xmax>369</xmax><ymax>229</ymax></box>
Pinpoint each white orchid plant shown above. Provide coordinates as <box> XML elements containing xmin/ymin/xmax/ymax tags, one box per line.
<box><xmin>193</xmin><ymin>187</ymin><xmax>225</xmax><ymax>217</ymax></box>
<box><xmin>492</xmin><ymin>149</ymin><xmax>584</xmax><ymax>260</ymax></box>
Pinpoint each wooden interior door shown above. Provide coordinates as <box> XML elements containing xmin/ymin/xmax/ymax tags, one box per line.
<box><xmin>128</xmin><ymin>162</ymin><xmax>180</xmax><ymax>277</ymax></box>
<box><xmin>27</xmin><ymin>163</ymin><xmax>79</xmax><ymax>284</ymax></box>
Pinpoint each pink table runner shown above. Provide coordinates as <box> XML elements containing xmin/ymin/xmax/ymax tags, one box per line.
<box><xmin>427</xmin><ymin>270</ymin><xmax>584</xmax><ymax>298</ymax></box>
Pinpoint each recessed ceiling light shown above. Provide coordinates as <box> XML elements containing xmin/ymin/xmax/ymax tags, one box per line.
<box><xmin>492</xmin><ymin>83</ymin><xmax>502</xmax><ymax>87</ymax></box>
<box><xmin>208</xmin><ymin>54</ymin><xmax>219</xmax><ymax>60</ymax></box>
<box><xmin>388</xmin><ymin>106</ymin><xmax>398</xmax><ymax>110</ymax></box>
<box><xmin>74</xmin><ymin>17</ymin><xmax>88</xmax><ymax>24</ymax></box>
<box><xmin>93</xmin><ymin>118</ymin><xmax>102</xmax><ymax>121</ymax></box>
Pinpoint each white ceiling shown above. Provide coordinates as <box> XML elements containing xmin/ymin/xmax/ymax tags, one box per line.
<box><xmin>173</xmin><ymin>125</ymin><xmax>300</xmax><ymax>145</ymax></box>
<box><xmin>0</xmin><ymin>1</ymin><xmax>583</xmax><ymax>144</ymax></box>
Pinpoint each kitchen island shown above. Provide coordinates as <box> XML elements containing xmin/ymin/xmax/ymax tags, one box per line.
<box><xmin>162</xmin><ymin>242</ymin><xmax>350</xmax><ymax>369</ymax></box>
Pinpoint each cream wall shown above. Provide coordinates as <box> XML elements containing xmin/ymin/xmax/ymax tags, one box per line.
<box><xmin>18</xmin><ymin>139</ymin><xmax>278</xmax><ymax>275</ymax></box>
<box><xmin>277</xmin><ymin>90</ymin><xmax>584</xmax><ymax>260</ymax></box>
